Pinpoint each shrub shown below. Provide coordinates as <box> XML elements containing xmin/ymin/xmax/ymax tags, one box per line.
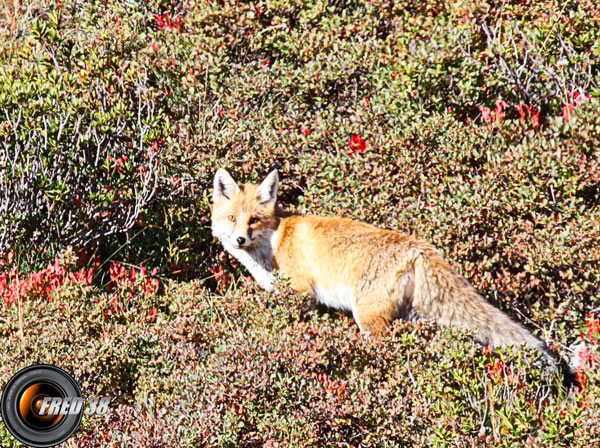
<box><xmin>0</xmin><ymin>2</ymin><xmax>166</xmax><ymax>261</ymax></box>
<box><xmin>0</xmin><ymin>269</ymin><xmax>598</xmax><ymax>446</ymax></box>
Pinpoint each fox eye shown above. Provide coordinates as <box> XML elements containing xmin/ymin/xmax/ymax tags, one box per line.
<box><xmin>228</xmin><ymin>215</ymin><xmax>235</xmax><ymax>222</ymax></box>
<box><xmin>248</xmin><ymin>217</ymin><xmax>259</xmax><ymax>225</ymax></box>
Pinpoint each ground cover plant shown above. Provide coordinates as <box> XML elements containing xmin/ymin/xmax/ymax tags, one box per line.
<box><xmin>0</xmin><ymin>0</ymin><xmax>599</xmax><ymax>446</ymax></box>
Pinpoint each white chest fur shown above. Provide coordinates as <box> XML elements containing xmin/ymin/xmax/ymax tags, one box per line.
<box><xmin>216</xmin><ymin>229</ymin><xmax>279</xmax><ymax>291</ymax></box>
<box><xmin>220</xmin><ymin>240</ymin><xmax>276</xmax><ymax>290</ymax></box>
<box><xmin>313</xmin><ymin>284</ymin><xmax>355</xmax><ymax>312</ymax></box>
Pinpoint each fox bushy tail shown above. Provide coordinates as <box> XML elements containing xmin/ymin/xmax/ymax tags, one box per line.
<box><xmin>412</xmin><ymin>250</ymin><xmax>554</xmax><ymax>362</ymax></box>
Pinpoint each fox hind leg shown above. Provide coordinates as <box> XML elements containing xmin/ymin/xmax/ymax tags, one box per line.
<box><xmin>352</xmin><ymin>296</ymin><xmax>397</xmax><ymax>339</ymax></box>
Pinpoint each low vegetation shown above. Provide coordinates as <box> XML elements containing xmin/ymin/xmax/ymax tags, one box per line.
<box><xmin>0</xmin><ymin>0</ymin><xmax>599</xmax><ymax>446</ymax></box>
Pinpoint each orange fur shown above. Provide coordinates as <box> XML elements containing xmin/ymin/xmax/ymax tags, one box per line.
<box><xmin>212</xmin><ymin>169</ymin><xmax>558</xmax><ymax>366</ymax></box>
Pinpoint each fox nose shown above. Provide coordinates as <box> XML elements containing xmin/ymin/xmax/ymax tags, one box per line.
<box><xmin>236</xmin><ymin>236</ymin><xmax>246</xmax><ymax>246</ymax></box>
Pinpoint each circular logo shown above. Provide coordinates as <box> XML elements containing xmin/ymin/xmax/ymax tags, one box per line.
<box><xmin>1</xmin><ymin>365</ymin><xmax>83</xmax><ymax>447</ymax></box>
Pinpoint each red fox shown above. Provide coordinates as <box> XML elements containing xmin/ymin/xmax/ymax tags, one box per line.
<box><xmin>212</xmin><ymin>168</ymin><xmax>571</xmax><ymax>378</ymax></box>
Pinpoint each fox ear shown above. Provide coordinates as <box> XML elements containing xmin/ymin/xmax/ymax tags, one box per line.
<box><xmin>256</xmin><ymin>169</ymin><xmax>279</xmax><ymax>204</ymax></box>
<box><xmin>213</xmin><ymin>168</ymin><xmax>239</xmax><ymax>202</ymax></box>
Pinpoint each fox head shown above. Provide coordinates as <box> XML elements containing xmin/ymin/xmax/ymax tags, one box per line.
<box><xmin>211</xmin><ymin>168</ymin><xmax>279</xmax><ymax>250</ymax></box>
